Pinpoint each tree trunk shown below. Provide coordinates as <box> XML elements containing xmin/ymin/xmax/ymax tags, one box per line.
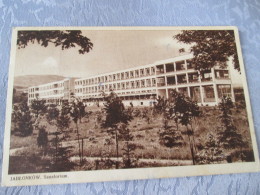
<box><xmin>115</xmin><ymin>128</ymin><xmax>119</xmax><ymax>169</ymax></box>
<box><xmin>81</xmin><ymin>138</ymin><xmax>84</xmax><ymax>163</ymax></box>
<box><xmin>190</xmin><ymin>122</ymin><xmax>197</xmax><ymax>154</ymax></box>
<box><xmin>187</xmin><ymin>126</ymin><xmax>195</xmax><ymax>165</ymax></box>
<box><xmin>76</xmin><ymin>122</ymin><xmax>82</xmax><ymax>165</ymax></box>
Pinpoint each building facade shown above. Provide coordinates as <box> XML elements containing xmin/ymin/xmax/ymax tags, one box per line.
<box><xmin>28</xmin><ymin>54</ymin><xmax>234</xmax><ymax>106</ymax></box>
<box><xmin>73</xmin><ymin>54</ymin><xmax>234</xmax><ymax>106</ymax></box>
<box><xmin>28</xmin><ymin>78</ymin><xmax>75</xmax><ymax>105</ymax></box>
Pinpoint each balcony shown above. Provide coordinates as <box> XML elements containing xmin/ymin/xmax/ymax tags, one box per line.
<box><xmin>166</xmin><ymin>63</ymin><xmax>175</xmax><ymax>73</ymax></box>
<box><xmin>156</xmin><ymin>65</ymin><xmax>165</xmax><ymax>75</ymax></box>
<box><xmin>176</xmin><ymin>60</ymin><xmax>186</xmax><ymax>71</ymax></box>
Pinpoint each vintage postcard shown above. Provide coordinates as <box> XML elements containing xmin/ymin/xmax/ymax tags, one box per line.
<box><xmin>2</xmin><ymin>26</ymin><xmax>259</xmax><ymax>186</ymax></box>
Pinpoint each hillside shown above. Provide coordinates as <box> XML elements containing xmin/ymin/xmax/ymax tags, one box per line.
<box><xmin>14</xmin><ymin>75</ymin><xmax>67</xmax><ymax>89</ymax></box>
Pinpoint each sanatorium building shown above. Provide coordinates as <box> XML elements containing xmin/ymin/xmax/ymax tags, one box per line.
<box><xmin>28</xmin><ymin>54</ymin><xmax>235</xmax><ymax>106</ymax></box>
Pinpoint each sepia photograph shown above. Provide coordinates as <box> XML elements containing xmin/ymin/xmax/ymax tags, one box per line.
<box><xmin>2</xmin><ymin>26</ymin><xmax>259</xmax><ymax>186</ymax></box>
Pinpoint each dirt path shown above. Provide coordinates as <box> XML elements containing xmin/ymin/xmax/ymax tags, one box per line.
<box><xmin>70</xmin><ymin>156</ymin><xmax>192</xmax><ymax>166</ymax></box>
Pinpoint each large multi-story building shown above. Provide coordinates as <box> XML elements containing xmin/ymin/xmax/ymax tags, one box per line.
<box><xmin>74</xmin><ymin>54</ymin><xmax>234</xmax><ymax>106</ymax></box>
<box><xmin>28</xmin><ymin>54</ymin><xmax>234</xmax><ymax>106</ymax></box>
<box><xmin>28</xmin><ymin>78</ymin><xmax>75</xmax><ymax>105</ymax></box>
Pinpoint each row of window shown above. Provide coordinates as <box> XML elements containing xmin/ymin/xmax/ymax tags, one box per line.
<box><xmin>161</xmin><ymin>84</ymin><xmax>232</xmax><ymax>103</ymax></box>
<box><xmin>75</xmin><ymin>78</ymin><xmax>157</xmax><ymax>94</ymax></box>
<box><xmin>74</xmin><ymin>59</ymin><xmax>196</xmax><ymax>86</ymax></box>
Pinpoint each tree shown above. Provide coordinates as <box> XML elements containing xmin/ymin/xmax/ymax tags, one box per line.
<box><xmin>218</xmin><ymin>97</ymin><xmax>245</xmax><ymax>151</ymax></box>
<box><xmin>17</xmin><ymin>30</ymin><xmax>93</xmax><ymax>54</ymax></box>
<box><xmin>30</xmin><ymin>98</ymin><xmax>47</xmax><ymax>118</ymax></box>
<box><xmin>12</xmin><ymin>102</ymin><xmax>34</xmax><ymax>136</ymax></box>
<box><xmin>37</xmin><ymin>125</ymin><xmax>48</xmax><ymax>155</ymax></box>
<box><xmin>171</xmin><ymin>90</ymin><xmax>201</xmax><ymax>165</ymax></box>
<box><xmin>158</xmin><ymin>91</ymin><xmax>184</xmax><ymax>158</ymax></box>
<box><xmin>174</xmin><ymin>30</ymin><xmax>240</xmax><ymax>72</ymax></box>
<box><xmin>102</xmin><ymin>90</ymin><xmax>133</xmax><ymax>169</ymax></box>
<box><xmin>46</xmin><ymin>103</ymin><xmax>74</xmax><ymax>171</ymax></box>
<box><xmin>70</xmin><ymin>101</ymin><xmax>84</xmax><ymax>165</ymax></box>
<box><xmin>118</xmin><ymin>123</ymin><xmax>138</xmax><ymax>168</ymax></box>
<box><xmin>196</xmin><ymin>133</ymin><xmax>224</xmax><ymax>164</ymax></box>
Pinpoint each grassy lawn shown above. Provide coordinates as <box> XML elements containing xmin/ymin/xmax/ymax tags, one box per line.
<box><xmin>8</xmin><ymin>106</ymin><xmax>254</xmax><ymax>174</ymax></box>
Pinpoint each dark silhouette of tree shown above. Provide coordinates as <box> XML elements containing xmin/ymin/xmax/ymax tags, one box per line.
<box><xmin>12</xmin><ymin>88</ymin><xmax>28</xmax><ymax>104</ymax></box>
<box><xmin>17</xmin><ymin>30</ymin><xmax>93</xmax><ymax>54</ymax></box>
<box><xmin>70</xmin><ymin>101</ymin><xmax>84</xmax><ymax>164</ymax></box>
<box><xmin>30</xmin><ymin>98</ymin><xmax>47</xmax><ymax>118</ymax></box>
<box><xmin>196</xmin><ymin>133</ymin><xmax>223</xmax><ymax>164</ymax></box>
<box><xmin>174</xmin><ymin>30</ymin><xmax>240</xmax><ymax>72</ymax></box>
<box><xmin>57</xmin><ymin>102</ymin><xmax>71</xmax><ymax>131</ymax></box>
<box><xmin>118</xmin><ymin>123</ymin><xmax>138</xmax><ymax>168</ymax></box>
<box><xmin>12</xmin><ymin>102</ymin><xmax>34</xmax><ymax>136</ymax></box>
<box><xmin>46</xmin><ymin>104</ymin><xmax>74</xmax><ymax>171</ymax></box>
<box><xmin>102</xmin><ymin>90</ymin><xmax>133</xmax><ymax>169</ymax></box>
<box><xmin>170</xmin><ymin>90</ymin><xmax>201</xmax><ymax>165</ymax></box>
<box><xmin>37</xmin><ymin>125</ymin><xmax>48</xmax><ymax>155</ymax></box>
<box><xmin>218</xmin><ymin>97</ymin><xmax>245</xmax><ymax>150</ymax></box>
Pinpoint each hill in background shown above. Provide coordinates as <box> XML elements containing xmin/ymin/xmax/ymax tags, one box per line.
<box><xmin>14</xmin><ymin>75</ymin><xmax>67</xmax><ymax>90</ymax></box>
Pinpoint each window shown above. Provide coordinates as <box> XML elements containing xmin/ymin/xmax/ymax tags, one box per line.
<box><xmin>125</xmin><ymin>72</ymin><xmax>129</xmax><ymax>79</ymax></box>
<box><xmin>166</xmin><ymin>63</ymin><xmax>174</xmax><ymax>72</ymax></box>
<box><xmin>151</xmin><ymin>67</ymin><xmax>155</xmax><ymax>74</ymax></box>
<box><xmin>157</xmin><ymin>77</ymin><xmax>166</xmax><ymax>87</ymax></box>
<box><xmin>215</xmin><ymin>70</ymin><xmax>229</xmax><ymax>79</ymax></box>
<box><xmin>135</xmin><ymin>70</ymin><xmax>139</xmax><ymax>77</ymax></box>
<box><xmin>140</xmin><ymin>69</ymin><xmax>144</xmax><ymax>76</ymax></box>
<box><xmin>201</xmin><ymin>70</ymin><xmax>212</xmax><ymax>82</ymax></box>
<box><xmin>156</xmin><ymin>65</ymin><xmax>164</xmax><ymax>74</ymax></box>
<box><xmin>177</xmin><ymin>74</ymin><xmax>187</xmax><ymax>84</ymax></box>
<box><xmin>203</xmin><ymin>85</ymin><xmax>215</xmax><ymax>102</ymax></box>
<box><xmin>190</xmin><ymin>86</ymin><xmax>201</xmax><ymax>102</ymax></box>
<box><xmin>152</xmin><ymin>78</ymin><xmax>156</xmax><ymax>86</ymax></box>
<box><xmin>217</xmin><ymin>84</ymin><xmax>231</xmax><ymax>98</ymax></box>
<box><xmin>146</xmin><ymin>79</ymin><xmax>151</xmax><ymax>87</ymax></box>
<box><xmin>188</xmin><ymin>72</ymin><xmax>199</xmax><ymax>83</ymax></box>
<box><xmin>167</xmin><ymin>76</ymin><xmax>176</xmax><ymax>85</ymax></box>
<box><xmin>136</xmin><ymin>81</ymin><xmax>140</xmax><ymax>88</ymax></box>
<box><xmin>186</xmin><ymin>59</ymin><xmax>193</xmax><ymax>69</ymax></box>
<box><xmin>176</xmin><ymin>60</ymin><xmax>185</xmax><ymax>71</ymax></box>
<box><xmin>145</xmin><ymin>68</ymin><xmax>150</xmax><ymax>75</ymax></box>
<box><xmin>141</xmin><ymin>80</ymin><xmax>145</xmax><ymax>87</ymax></box>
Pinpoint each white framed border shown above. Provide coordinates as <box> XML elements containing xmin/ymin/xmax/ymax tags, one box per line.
<box><xmin>2</xmin><ymin>26</ymin><xmax>259</xmax><ymax>186</ymax></box>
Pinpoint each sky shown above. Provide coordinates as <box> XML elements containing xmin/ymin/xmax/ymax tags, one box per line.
<box><xmin>14</xmin><ymin>29</ymin><xmax>242</xmax><ymax>85</ymax></box>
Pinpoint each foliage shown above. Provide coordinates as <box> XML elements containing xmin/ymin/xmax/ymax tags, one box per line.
<box><xmin>48</xmin><ymin>131</ymin><xmax>75</xmax><ymax>172</ymax></box>
<box><xmin>45</xmin><ymin>103</ymin><xmax>75</xmax><ymax>170</ymax></box>
<box><xmin>102</xmin><ymin>90</ymin><xmax>133</xmax><ymax>168</ymax></box>
<box><xmin>46</xmin><ymin>104</ymin><xmax>60</xmax><ymax>125</ymax></box>
<box><xmin>141</xmin><ymin>108</ymin><xmax>152</xmax><ymax>124</ymax></box>
<box><xmin>37</xmin><ymin>126</ymin><xmax>48</xmax><ymax>148</ymax></box>
<box><xmin>159</xmin><ymin>90</ymin><xmax>201</xmax><ymax>165</ymax></box>
<box><xmin>174</xmin><ymin>30</ymin><xmax>240</xmax><ymax>72</ymax></box>
<box><xmin>196</xmin><ymin>133</ymin><xmax>224</xmax><ymax>164</ymax></box>
<box><xmin>153</xmin><ymin>96</ymin><xmax>168</xmax><ymax>115</ymax></box>
<box><xmin>30</xmin><ymin>98</ymin><xmax>47</xmax><ymax>118</ymax></box>
<box><xmin>102</xmin><ymin>91</ymin><xmax>132</xmax><ymax>128</ymax></box>
<box><xmin>12</xmin><ymin>88</ymin><xmax>27</xmax><ymax>104</ymax></box>
<box><xmin>218</xmin><ymin>96</ymin><xmax>245</xmax><ymax>150</ymax></box>
<box><xmin>12</xmin><ymin>102</ymin><xmax>34</xmax><ymax>136</ymax></box>
<box><xmin>118</xmin><ymin>123</ymin><xmax>138</xmax><ymax>168</ymax></box>
<box><xmin>159</xmin><ymin>128</ymin><xmax>183</xmax><ymax>148</ymax></box>
<box><xmin>17</xmin><ymin>30</ymin><xmax>93</xmax><ymax>54</ymax></box>
<box><xmin>57</xmin><ymin>102</ymin><xmax>71</xmax><ymax>131</ymax></box>
<box><xmin>69</xmin><ymin>101</ymin><xmax>85</xmax><ymax>164</ymax></box>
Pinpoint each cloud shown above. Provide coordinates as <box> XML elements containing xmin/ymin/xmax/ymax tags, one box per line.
<box><xmin>42</xmin><ymin>57</ymin><xmax>58</xmax><ymax>68</ymax></box>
